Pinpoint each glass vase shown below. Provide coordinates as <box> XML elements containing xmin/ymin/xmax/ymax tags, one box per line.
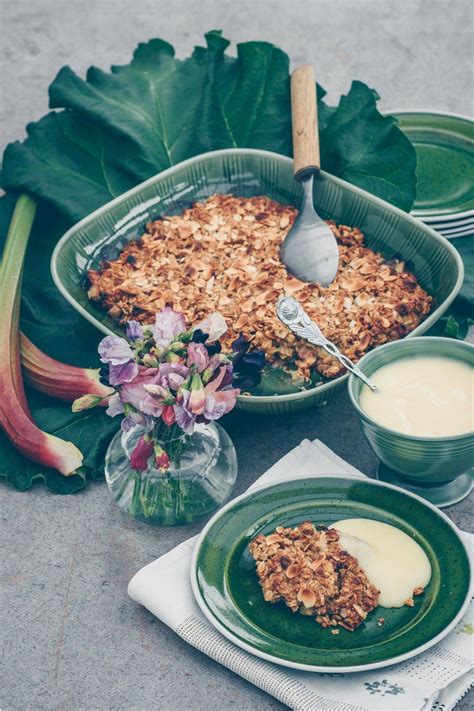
<box><xmin>104</xmin><ymin>422</ymin><xmax>237</xmax><ymax>526</ymax></box>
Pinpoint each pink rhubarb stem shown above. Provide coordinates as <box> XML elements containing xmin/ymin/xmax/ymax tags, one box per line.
<box><xmin>0</xmin><ymin>195</ymin><xmax>83</xmax><ymax>476</ymax></box>
<box><xmin>20</xmin><ymin>333</ymin><xmax>112</xmax><ymax>403</ymax></box>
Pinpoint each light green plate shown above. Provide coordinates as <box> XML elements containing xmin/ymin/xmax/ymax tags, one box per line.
<box><xmin>191</xmin><ymin>476</ymin><xmax>472</xmax><ymax>672</ymax></box>
<box><xmin>51</xmin><ymin>148</ymin><xmax>464</xmax><ymax>415</ymax></box>
<box><xmin>392</xmin><ymin>111</ymin><xmax>474</xmax><ymax>219</ymax></box>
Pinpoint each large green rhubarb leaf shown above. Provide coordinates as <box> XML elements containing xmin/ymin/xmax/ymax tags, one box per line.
<box><xmin>3</xmin><ymin>31</ymin><xmax>416</xmax><ymax>218</ymax></box>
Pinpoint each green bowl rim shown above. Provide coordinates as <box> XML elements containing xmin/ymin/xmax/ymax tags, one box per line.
<box><xmin>348</xmin><ymin>336</ymin><xmax>474</xmax><ymax>442</ymax></box>
<box><xmin>190</xmin><ymin>474</ymin><xmax>473</xmax><ymax>673</ymax></box>
<box><xmin>50</xmin><ymin>147</ymin><xmax>465</xmax><ymax>405</ymax></box>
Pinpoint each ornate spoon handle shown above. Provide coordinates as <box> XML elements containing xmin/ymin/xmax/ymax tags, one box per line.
<box><xmin>277</xmin><ymin>296</ymin><xmax>378</xmax><ymax>392</ymax></box>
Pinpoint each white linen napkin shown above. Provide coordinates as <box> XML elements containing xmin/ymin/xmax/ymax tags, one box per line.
<box><xmin>128</xmin><ymin>439</ymin><xmax>474</xmax><ymax>711</ymax></box>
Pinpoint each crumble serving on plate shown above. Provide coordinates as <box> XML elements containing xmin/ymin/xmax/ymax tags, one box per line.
<box><xmin>86</xmin><ymin>194</ymin><xmax>432</xmax><ymax>384</ymax></box>
<box><xmin>249</xmin><ymin>522</ymin><xmax>379</xmax><ymax>631</ymax></box>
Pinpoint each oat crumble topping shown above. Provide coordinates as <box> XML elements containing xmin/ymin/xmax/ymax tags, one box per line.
<box><xmin>87</xmin><ymin>194</ymin><xmax>432</xmax><ymax>384</ymax></box>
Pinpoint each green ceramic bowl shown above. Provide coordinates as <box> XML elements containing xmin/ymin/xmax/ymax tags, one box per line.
<box><xmin>348</xmin><ymin>337</ymin><xmax>474</xmax><ymax>489</ymax></box>
<box><xmin>191</xmin><ymin>476</ymin><xmax>472</xmax><ymax>672</ymax></box>
<box><xmin>51</xmin><ymin>148</ymin><xmax>464</xmax><ymax>415</ymax></box>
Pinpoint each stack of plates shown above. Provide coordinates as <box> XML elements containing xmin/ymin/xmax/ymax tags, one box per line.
<box><xmin>389</xmin><ymin>111</ymin><xmax>474</xmax><ymax>238</ymax></box>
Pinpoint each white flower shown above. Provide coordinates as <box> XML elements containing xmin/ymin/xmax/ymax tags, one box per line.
<box><xmin>196</xmin><ymin>312</ymin><xmax>227</xmax><ymax>342</ymax></box>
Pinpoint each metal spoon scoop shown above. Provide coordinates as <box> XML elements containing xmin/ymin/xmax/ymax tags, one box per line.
<box><xmin>277</xmin><ymin>295</ymin><xmax>378</xmax><ymax>392</ymax></box>
<box><xmin>280</xmin><ymin>65</ymin><xmax>339</xmax><ymax>286</ymax></box>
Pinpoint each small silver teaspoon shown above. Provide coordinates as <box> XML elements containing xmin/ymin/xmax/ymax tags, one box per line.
<box><xmin>277</xmin><ymin>296</ymin><xmax>379</xmax><ymax>392</ymax></box>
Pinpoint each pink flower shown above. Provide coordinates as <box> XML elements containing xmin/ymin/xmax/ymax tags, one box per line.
<box><xmin>130</xmin><ymin>436</ymin><xmax>154</xmax><ymax>471</ymax></box>
<box><xmin>150</xmin><ymin>307</ymin><xmax>186</xmax><ymax>348</ymax></box>
<box><xmin>195</xmin><ymin>312</ymin><xmax>227</xmax><ymax>342</ymax></box>
<box><xmin>203</xmin><ymin>388</ymin><xmax>239</xmax><ymax>419</ymax></box>
<box><xmin>202</xmin><ymin>366</ymin><xmax>239</xmax><ymax>418</ymax></box>
<box><xmin>204</xmin><ymin>365</ymin><xmax>228</xmax><ymax>393</ymax></box>
<box><xmin>187</xmin><ymin>342</ymin><xmax>209</xmax><ymax>373</ymax></box>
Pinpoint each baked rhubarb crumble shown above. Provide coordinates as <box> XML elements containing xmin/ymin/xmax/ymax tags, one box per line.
<box><xmin>248</xmin><ymin>521</ymin><xmax>380</xmax><ymax>631</ymax></box>
<box><xmin>86</xmin><ymin>194</ymin><xmax>432</xmax><ymax>387</ymax></box>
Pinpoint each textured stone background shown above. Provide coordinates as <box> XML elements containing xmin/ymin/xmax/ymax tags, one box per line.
<box><xmin>1</xmin><ymin>1</ymin><xmax>473</xmax><ymax>709</ymax></box>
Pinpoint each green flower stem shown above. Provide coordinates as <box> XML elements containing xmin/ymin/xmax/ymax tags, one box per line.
<box><xmin>131</xmin><ymin>472</ymin><xmax>142</xmax><ymax>518</ymax></box>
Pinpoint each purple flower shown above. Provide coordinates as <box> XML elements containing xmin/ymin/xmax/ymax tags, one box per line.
<box><xmin>98</xmin><ymin>335</ymin><xmax>138</xmax><ymax>386</ymax></box>
<box><xmin>187</xmin><ymin>342</ymin><xmax>209</xmax><ymax>373</ymax></box>
<box><xmin>108</xmin><ymin>361</ymin><xmax>139</xmax><ymax>386</ymax></box>
<box><xmin>202</xmin><ymin>395</ymin><xmax>229</xmax><ymax>421</ymax></box>
<box><xmin>105</xmin><ymin>392</ymin><xmax>124</xmax><ymax>417</ymax></box>
<box><xmin>125</xmin><ymin>320</ymin><xmax>143</xmax><ymax>341</ymax></box>
<box><xmin>174</xmin><ymin>390</ymin><xmax>196</xmax><ymax>434</ymax></box>
<box><xmin>200</xmin><ymin>354</ymin><xmax>223</xmax><ymax>383</ymax></box>
<box><xmin>150</xmin><ymin>307</ymin><xmax>186</xmax><ymax>348</ymax></box>
<box><xmin>155</xmin><ymin>362</ymin><xmax>189</xmax><ymax>392</ymax></box>
<box><xmin>231</xmin><ymin>334</ymin><xmax>266</xmax><ymax>389</ymax></box>
<box><xmin>99</xmin><ymin>335</ymin><xmax>134</xmax><ymax>364</ymax></box>
<box><xmin>120</xmin><ymin>408</ymin><xmax>149</xmax><ymax>432</ymax></box>
<box><xmin>119</xmin><ymin>367</ymin><xmax>161</xmax><ymax>415</ymax></box>
<box><xmin>140</xmin><ymin>382</ymin><xmax>170</xmax><ymax>418</ymax></box>
<box><xmin>231</xmin><ymin>334</ymin><xmax>250</xmax><ymax>356</ymax></box>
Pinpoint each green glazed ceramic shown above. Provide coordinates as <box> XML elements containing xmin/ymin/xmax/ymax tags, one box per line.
<box><xmin>51</xmin><ymin>148</ymin><xmax>464</xmax><ymax>415</ymax></box>
<box><xmin>191</xmin><ymin>476</ymin><xmax>471</xmax><ymax>672</ymax></box>
<box><xmin>392</xmin><ymin>111</ymin><xmax>474</xmax><ymax>219</ymax></box>
<box><xmin>348</xmin><ymin>337</ymin><xmax>474</xmax><ymax>506</ymax></box>
<box><xmin>376</xmin><ymin>463</ymin><xmax>473</xmax><ymax>508</ymax></box>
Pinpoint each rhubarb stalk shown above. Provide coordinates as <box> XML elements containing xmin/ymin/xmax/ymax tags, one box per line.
<box><xmin>0</xmin><ymin>195</ymin><xmax>83</xmax><ymax>476</ymax></box>
<box><xmin>21</xmin><ymin>333</ymin><xmax>112</xmax><ymax>403</ymax></box>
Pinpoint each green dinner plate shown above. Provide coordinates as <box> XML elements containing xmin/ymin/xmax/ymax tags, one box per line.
<box><xmin>392</xmin><ymin>111</ymin><xmax>474</xmax><ymax>218</ymax></box>
<box><xmin>191</xmin><ymin>476</ymin><xmax>472</xmax><ymax>672</ymax></box>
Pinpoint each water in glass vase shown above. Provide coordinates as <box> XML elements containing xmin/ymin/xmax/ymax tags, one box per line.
<box><xmin>105</xmin><ymin>422</ymin><xmax>237</xmax><ymax>526</ymax></box>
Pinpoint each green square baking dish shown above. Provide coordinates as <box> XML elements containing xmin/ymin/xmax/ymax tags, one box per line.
<box><xmin>51</xmin><ymin>148</ymin><xmax>464</xmax><ymax>415</ymax></box>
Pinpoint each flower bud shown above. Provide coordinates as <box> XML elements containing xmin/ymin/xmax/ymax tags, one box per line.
<box><xmin>71</xmin><ymin>393</ymin><xmax>104</xmax><ymax>412</ymax></box>
<box><xmin>187</xmin><ymin>373</ymin><xmax>206</xmax><ymax>415</ymax></box>
<box><xmin>168</xmin><ymin>340</ymin><xmax>186</xmax><ymax>352</ymax></box>
<box><xmin>162</xmin><ymin>404</ymin><xmax>176</xmax><ymax>426</ymax></box>
<box><xmin>154</xmin><ymin>444</ymin><xmax>170</xmax><ymax>471</ymax></box>
<box><xmin>141</xmin><ymin>353</ymin><xmax>159</xmax><ymax>367</ymax></box>
<box><xmin>164</xmin><ymin>351</ymin><xmax>182</xmax><ymax>364</ymax></box>
<box><xmin>130</xmin><ymin>435</ymin><xmax>154</xmax><ymax>471</ymax></box>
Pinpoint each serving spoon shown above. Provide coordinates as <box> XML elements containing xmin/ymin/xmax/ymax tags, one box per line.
<box><xmin>277</xmin><ymin>296</ymin><xmax>378</xmax><ymax>392</ymax></box>
<box><xmin>279</xmin><ymin>65</ymin><xmax>339</xmax><ymax>286</ymax></box>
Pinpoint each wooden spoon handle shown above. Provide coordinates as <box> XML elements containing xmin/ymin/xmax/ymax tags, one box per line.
<box><xmin>291</xmin><ymin>65</ymin><xmax>320</xmax><ymax>181</ymax></box>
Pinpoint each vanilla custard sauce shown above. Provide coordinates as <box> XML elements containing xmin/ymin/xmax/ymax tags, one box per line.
<box><xmin>331</xmin><ymin>518</ymin><xmax>432</xmax><ymax>608</ymax></box>
<box><xmin>359</xmin><ymin>356</ymin><xmax>473</xmax><ymax>437</ymax></box>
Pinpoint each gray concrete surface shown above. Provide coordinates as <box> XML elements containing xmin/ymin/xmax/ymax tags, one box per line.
<box><xmin>1</xmin><ymin>1</ymin><xmax>473</xmax><ymax>709</ymax></box>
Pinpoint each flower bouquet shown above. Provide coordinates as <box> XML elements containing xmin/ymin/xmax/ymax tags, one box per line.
<box><xmin>73</xmin><ymin>308</ymin><xmax>264</xmax><ymax>525</ymax></box>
